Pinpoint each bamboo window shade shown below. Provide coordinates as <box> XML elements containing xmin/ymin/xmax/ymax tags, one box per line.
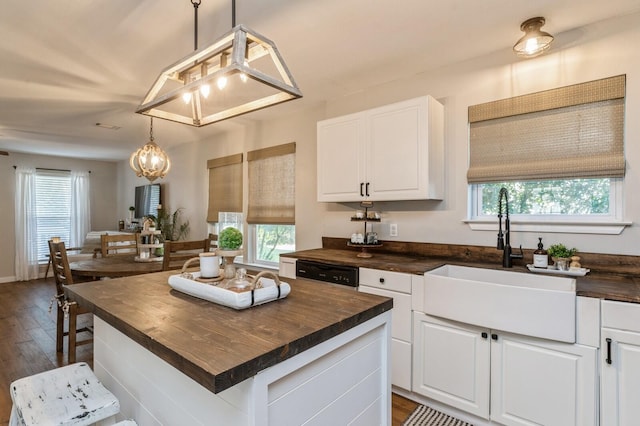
<box><xmin>247</xmin><ymin>142</ymin><xmax>296</xmax><ymax>224</ymax></box>
<box><xmin>206</xmin><ymin>153</ymin><xmax>243</xmax><ymax>222</ymax></box>
<box><xmin>467</xmin><ymin>75</ymin><xmax>626</xmax><ymax>183</ymax></box>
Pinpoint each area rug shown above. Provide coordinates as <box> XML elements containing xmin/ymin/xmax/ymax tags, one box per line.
<box><xmin>402</xmin><ymin>404</ymin><xmax>473</xmax><ymax>426</ymax></box>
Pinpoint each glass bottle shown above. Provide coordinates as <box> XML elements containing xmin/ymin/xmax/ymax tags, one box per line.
<box><xmin>533</xmin><ymin>237</ymin><xmax>548</xmax><ymax>268</ymax></box>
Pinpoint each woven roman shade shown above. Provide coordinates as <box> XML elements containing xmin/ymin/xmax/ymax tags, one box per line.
<box><xmin>467</xmin><ymin>75</ymin><xmax>626</xmax><ymax>183</ymax></box>
<box><xmin>206</xmin><ymin>153</ymin><xmax>243</xmax><ymax>222</ymax></box>
<box><xmin>247</xmin><ymin>142</ymin><xmax>296</xmax><ymax>224</ymax></box>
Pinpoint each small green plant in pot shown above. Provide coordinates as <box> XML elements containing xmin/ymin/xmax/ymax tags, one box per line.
<box><xmin>547</xmin><ymin>244</ymin><xmax>578</xmax><ymax>260</ymax></box>
<box><xmin>219</xmin><ymin>227</ymin><xmax>243</xmax><ymax>250</ymax></box>
<box><xmin>547</xmin><ymin>243</ymin><xmax>578</xmax><ymax>271</ymax></box>
<box><xmin>218</xmin><ymin>227</ymin><xmax>243</xmax><ymax>279</ymax></box>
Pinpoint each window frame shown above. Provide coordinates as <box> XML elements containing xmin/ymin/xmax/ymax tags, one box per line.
<box><xmin>35</xmin><ymin>170</ymin><xmax>72</xmax><ymax>262</ymax></box>
<box><xmin>466</xmin><ymin>178</ymin><xmax>629</xmax><ymax>235</ymax></box>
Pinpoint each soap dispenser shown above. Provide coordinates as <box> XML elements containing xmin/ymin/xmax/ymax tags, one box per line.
<box><xmin>533</xmin><ymin>237</ymin><xmax>548</xmax><ymax>268</ymax></box>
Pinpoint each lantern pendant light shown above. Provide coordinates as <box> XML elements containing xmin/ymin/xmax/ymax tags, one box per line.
<box><xmin>136</xmin><ymin>0</ymin><xmax>302</xmax><ymax>127</ymax></box>
<box><xmin>129</xmin><ymin>117</ymin><xmax>171</xmax><ymax>182</ymax></box>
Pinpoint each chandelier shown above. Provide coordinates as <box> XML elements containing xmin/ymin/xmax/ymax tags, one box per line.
<box><xmin>136</xmin><ymin>0</ymin><xmax>302</xmax><ymax>127</ymax></box>
<box><xmin>129</xmin><ymin>118</ymin><xmax>171</xmax><ymax>182</ymax></box>
<box><xmin>513</xmin><ymin>17</ymin><xmax>554</xmax><ymax>58</ymax></box>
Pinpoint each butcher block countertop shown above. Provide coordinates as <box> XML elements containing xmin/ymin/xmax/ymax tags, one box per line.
<box><xmin>282</xmin><ymin>248</ymin><xmax>640</xmax><ymax>304</ymax></box>
<box><xmin>66</xmin><ymin>270</ymin><xmax>392</xmax><ymax>394</ymax></box>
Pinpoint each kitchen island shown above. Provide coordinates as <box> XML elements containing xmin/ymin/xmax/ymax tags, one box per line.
<box><xmin>66</xmin><ymin>270</ymin><xmax>393</xmax><ymax>425</ymax></box>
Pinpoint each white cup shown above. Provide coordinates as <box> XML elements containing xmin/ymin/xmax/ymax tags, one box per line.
<box><xmin>199</xmin><ymin>252</ymin><xmax>220</xmax><ymax>278</ymax></box>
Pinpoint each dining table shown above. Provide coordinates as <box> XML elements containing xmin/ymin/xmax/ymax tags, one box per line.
<box><xmin>69</xmin><ymin>254</ymin><xmax>164</xmax><ymax>279</ymax></box>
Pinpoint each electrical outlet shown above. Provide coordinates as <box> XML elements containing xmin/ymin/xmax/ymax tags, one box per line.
<box><xmin>389</xmin><ymin>223</ymin><xmax>398</xmax><ymax>237</ymax></box>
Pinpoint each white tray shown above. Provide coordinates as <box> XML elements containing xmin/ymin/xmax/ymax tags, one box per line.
<box><xmin>168</xmin><ymin>272</ymin><xmax>291</xmax><ymax>310</ymax></box>
<box><xmin>526</xmin><ymin>264</ymin><xmax>590</xmax><ymax>277</ymax></box>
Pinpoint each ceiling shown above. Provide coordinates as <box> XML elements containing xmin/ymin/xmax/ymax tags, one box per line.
<box><xmin>1</xmin><ymin>0</ymin><xmax>639</xmax><ymax>161</ymax></box>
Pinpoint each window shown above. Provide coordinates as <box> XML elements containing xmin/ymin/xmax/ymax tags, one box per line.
<box><xmin>207</xmin><ymin>143</ymin><xmax>296</xmax><ymax>268</ymax></box>
<box><xmin>35</xmin><ymin>170</ymin><xmax>71</xmax><ymax>261</ymax></box>
<box><xmin>247</xmin><ymin>143</ymin><xmax>296</xmax><ymax>267</ymax></box>
<box><xmin>467</xmin><ymin>75</ymin><xmax>626</xmax><ymax>233</ymax></box>
<box><xmin>472</xmin><ymin>178</ymin><xmax>621</xmax><ymax>219</ymax></box>
<box><xmin>253</xmin><ymin>225</ymin><xmax>296</xmax><ymax>264</ymax></box>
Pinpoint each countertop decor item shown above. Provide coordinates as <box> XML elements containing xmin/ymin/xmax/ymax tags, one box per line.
<box><xmin>348</xmin><ymin>201</ymin><xmax>382</xmax><ymax>258</ymax></box>
<box><xmin>168</xmin><ymin>270</ymin><xmax>290</xmax><ymax>310</ymax></box>
<box><xmin>219</xmin><ymin>227</ymin><xmax>243</xmax><ymax>250</ymax></box>
<box><xmin>547</xmin><ymin>243</ymin><xmax>578</xmax><ymax>270</ymax></box>
<box><xmin>218</xmin><ymin>228</ymin><xmax>243</xmax><ymax>278</ymax></box>
<box><xmin>526</xmin><ymin>264</ymin><xmax>590</xmax><ymax>277</ymax></box>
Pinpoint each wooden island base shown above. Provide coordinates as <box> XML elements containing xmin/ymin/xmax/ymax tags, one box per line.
<box><xmin>94</xmin><ymin>313</ymin><xmax>391</xmax><ymax>425</ymax></box>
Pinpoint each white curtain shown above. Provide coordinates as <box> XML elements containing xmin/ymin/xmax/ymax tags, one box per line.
<box><xmin>70</xmin><ymin>171</ymin><xmax>91</xmax><ymax>248</ymax></box>
<box><xmin>15</xmin><ymin>167</ymin><xmax>39</xmax><ymax>281</ymax></box>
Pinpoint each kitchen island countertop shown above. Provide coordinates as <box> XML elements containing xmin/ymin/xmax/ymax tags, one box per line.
<box><xmin>66</xmin><ymin>269</ymin><xmax>392</xmax><ymax>394</ymax></box>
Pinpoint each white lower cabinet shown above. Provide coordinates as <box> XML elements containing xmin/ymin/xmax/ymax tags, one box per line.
<box><xmin>413</xmin><ymin>312</ymin><xmax>598</xmax><ymax>426</ymax></box>
<box><xmin>601</xmin><ymin>300</ymin><xmax>640</xmax><ymax>426</ymax></box>
<box><xmin>412</xmin><ymin>313</ymin><xmax>490</xmax><ymax>418</ymax></box>
<box><xmin>359</xmin><ymin>268</ymin><xmax>416</xmax><ymax>391</ymax></box>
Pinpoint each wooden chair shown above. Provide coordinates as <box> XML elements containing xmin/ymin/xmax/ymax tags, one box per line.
<box><xmin>48</xmin><ymin>240</ymin><xmax>93</xmax><ymax>364</ymax></box>
<box><xmin>162</xmin><ymin>239</ymin><xmax>211</xmax><ymax>271</ymax></box>
<box><xmin>207</xmin><ymin>233</ymin><xmax>218</xmax><ymax>252</ymax></box>
<box><xmin>100</xmin><ymin>233</ymin><xmax>138</xmax><ymax>257</ymax></box>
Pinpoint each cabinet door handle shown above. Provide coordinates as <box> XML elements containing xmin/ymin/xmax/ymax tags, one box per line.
<box><xmin>379</xmin><ymin>277</ymin><xmax>385</xmax><ymax>284</ymax></box>
<box><xmin>365</xmin><ymin>182</ymin><xmax>370</xmax><ymax>196</ymax></box>
<box><xmin>481</xmin><ymin>332</ymin><xmax>488</xmax><ymax>339</ymax></box>
<box><xmin>606</xmin><ymin>338</ymin><xmax>612</xmax><ymax>365</ymax></box>
<box><xmin>360</xmin><ymin>182</ymin><xmax>364</xmax><ymax>197</ymax></box>
<box><xmin>491</xmin><ymin>333</ymin><xmax>498</xmax><ymax>341</ymax></box>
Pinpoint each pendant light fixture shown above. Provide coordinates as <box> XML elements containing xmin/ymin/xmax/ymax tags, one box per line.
<box><xmin>136</xmin><ymin>0</ymin><xmax>302</xmax><ymax>127</ymax></box>
<box><xmin>513</xmin><ymin>17</ymin><xmax>554</xmax><ymax>58</ymax></box>
<box><xmin>129</xmin><ymin>117</ymin><xmax>171</xmax><ymax>182</ymax></box>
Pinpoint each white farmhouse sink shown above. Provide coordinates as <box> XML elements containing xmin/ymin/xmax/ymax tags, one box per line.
<box><xmin>424</xmin><ymin>265</ymin><xmax>576</xmax><ymax>343</ymax></box>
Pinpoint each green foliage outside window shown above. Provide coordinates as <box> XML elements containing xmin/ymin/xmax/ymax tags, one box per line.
<box><xmin>256</xmin><ymin>225</ymin><xmax>295</xmax><ymax>263</ymax></box>
<box><xmin>480</xmin><ymin>179</ymin><xmax>610</xmax><ymax>216</ymax></box>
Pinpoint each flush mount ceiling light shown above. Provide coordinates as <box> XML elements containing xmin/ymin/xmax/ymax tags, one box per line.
<box><xmin>136</xmin><ymin>0</ymin><xmax>302</xmax><ymax>127</ymax></box>
<box><xmin>513</xmin><ymin>17</ymin><xmax>554</xmax><ymax>58</ymax></box>
<box><xmin>129</xmin><ymin>118</ymin><xmax>171</xmax><ymax>182</ymax></box>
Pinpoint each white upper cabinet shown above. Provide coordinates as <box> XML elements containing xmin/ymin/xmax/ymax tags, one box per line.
<box><xmin>317</xmin><ymin>96</ymin><xmax>444</xmax><ymax>202</ymax></box>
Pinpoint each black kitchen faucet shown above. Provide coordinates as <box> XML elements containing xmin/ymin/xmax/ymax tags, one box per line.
<box><xmin>497</xmin><ymin>187</ymin><xmax>523</xmax><ymax>268</ymax></box>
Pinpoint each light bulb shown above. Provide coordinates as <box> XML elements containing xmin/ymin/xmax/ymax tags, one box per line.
<box><xmin>200</xmin><ymin>84</ymin><xmax>210</xmax><ymax>98</ymax></box>
<box><xmin>182</xmin><ymin>92</ymin><xmax>192</xmax><ymax>104</ymax></box>
<box><xmin>239</xmin><ymin>60</ymin><xmax>249</xmax><ymax>83</ymax></box>
<box><xmin>525</xmin><ymin>38</ymin><xmax>539</xmax><ymax>54</ymax></box>
<box><xmin>217</xmin><ymin>76</ymin><xmax>228</xmax><ymax>90</ymax></box>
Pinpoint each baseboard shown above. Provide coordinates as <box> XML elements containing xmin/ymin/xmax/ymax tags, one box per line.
<box><xmin>0</xmin><ymin>276</ymin><xmax>17</xmax><ymax>284</ymax></box>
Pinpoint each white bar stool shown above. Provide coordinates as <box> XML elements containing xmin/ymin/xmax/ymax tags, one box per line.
<box><xmin>9</xmin><ymin>362</ymin><xmax>121</xmax><ymax>426</ymax></box>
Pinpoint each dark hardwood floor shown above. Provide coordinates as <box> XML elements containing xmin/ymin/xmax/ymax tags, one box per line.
<box><xmin>0</xmin><ymin>278</ymin><xmax>417</xmax><ymax>425</ymax></box>
<box><xmin>0</xmin><ymin>278</ymin><xmax>92</xmax><ymax>425</ymax></box>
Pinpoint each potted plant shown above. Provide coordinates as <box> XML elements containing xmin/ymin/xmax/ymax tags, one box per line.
<box><xmin>219</xmin><ymin>227</ymin><xmax>243</xmax><ymax>251</ymax></box>
<box><xmin>547</xmin><ymin>244</ymin><xmax>578</xmax><ymax>270</ymax></box>
<box><xmin>148</xmin><ymin>207</ymin><xmax>190</xmax><ymax>242</ymax></box>
<box><xmin>218</xmin><ymin>227</ymin><xmax>243</xmax><ymax>278</ymax></box>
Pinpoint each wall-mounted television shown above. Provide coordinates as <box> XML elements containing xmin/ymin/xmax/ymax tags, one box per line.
<box><xmin>135</xmin><ymin>184</ymin><xmax>161</xmax><ymax>218</ymax></box>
